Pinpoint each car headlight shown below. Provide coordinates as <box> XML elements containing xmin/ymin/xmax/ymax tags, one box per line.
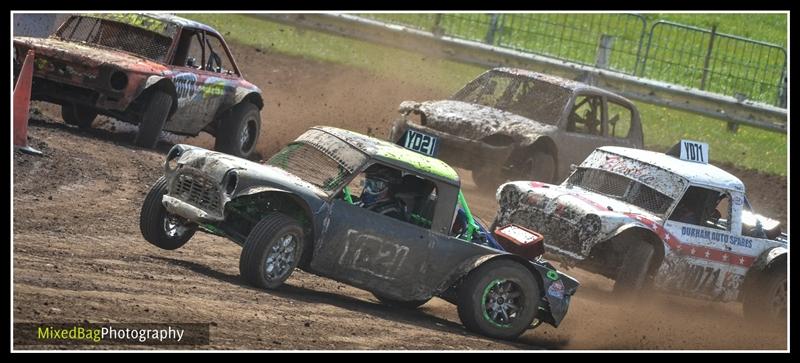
<box><xmin>165</xmin><ymin>146</ymin><xmax>182</xmax><ymax>171</ymax></box>
<box><xmin>224</xmin><ymin>170</ymin><xmax>239</xmax><ymax>195</ymax></box>
<box><xmin>109</xmin><ymin>70</ymin><xmax>128</xmax><ymax>91</ymax></box>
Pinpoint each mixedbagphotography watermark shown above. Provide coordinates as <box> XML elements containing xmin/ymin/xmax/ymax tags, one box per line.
<box><xmin>14</xmin><ymin>323</ymin><xmax>210</xmax><ymax>346</ymax></box>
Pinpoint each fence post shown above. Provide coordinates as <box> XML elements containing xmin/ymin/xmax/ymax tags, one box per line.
<box><xmin>595</xmin><ymin>34</ymin><xmax>615</xmax><ymax>69</ymax></box>
<box><xmin>485</xmin><ymin>14</ymin><xmax>500</xmax><ymax>45</ymax></box>
<box><xmin>700</xmin><ymin>25</ymin><xmax>716</xmax><ymax>91</ymax></box>
<box><xmin>777</xmin><ymin>65</ymin><xmax>787</xmax><ymax>108</ymax></box>
<box><xmin>431</xmin><ymin>14</ymin><xmax>443</xmax><ymax>36</ymax></box>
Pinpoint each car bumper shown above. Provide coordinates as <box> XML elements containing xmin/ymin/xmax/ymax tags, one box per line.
<box><xmin>390</xmin><ymin>118</ymin><xmax>514</xmax><ymax>168</ymax></box>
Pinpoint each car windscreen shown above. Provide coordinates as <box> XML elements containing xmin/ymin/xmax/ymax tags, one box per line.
<box><xmin>266</xmin><ymin>131</ymin><xmax>368</xmax><ymax>195</ymax></box>
<box><xmin>55</xmin><ymin>16</ymin><xmax>174</xmax><ymax>62</ymax></box>
<box><xmin>567</xmin><ymin>167</ymin><xmax>674</xmax><ymax>215</ymax></box>
<box><xmin>451</xmin><ymin>71</ymin><xmax>571</xmax><ymax>125</ymax></box>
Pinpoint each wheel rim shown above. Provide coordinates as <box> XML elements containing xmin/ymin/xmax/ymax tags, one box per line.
<box><xmin>240</xmin><ymin>119</ymin><xmax>257</xmax><ymax>153</ymax></box>
<box><xmin>770</xmin><ymin>278</ymin><xmax>787</xmax><ymax>320</ymax></box>
<box><xmin>264</xmin><ymin>233</ymin><xmax>298</xmax><ymax>281</ymax></box>
<box><xmin>163</xmin><ymin>214</ymin><xmax>191</xmax><ymax>238</ymax></box>
<box><xmin>481</xmin><ymin>279</ymin><xmax>524</xmax><ymax>327</ymax></box>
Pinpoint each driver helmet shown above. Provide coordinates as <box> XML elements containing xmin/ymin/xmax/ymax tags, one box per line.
<box><xmin>361</xmin><ymin>165</ymin><xmax>401</xmax><ymax>207</ymax></box>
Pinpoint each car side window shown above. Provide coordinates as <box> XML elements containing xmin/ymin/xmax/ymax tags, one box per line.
<box><xmin>204</xmin><ymin>34</ymin><xmax>236</xmax><ymax>75</ymax></box>
<box><xmin>607</xmin><ymin>100</ymin><xmax>632</xmax><ymax>139</ymax></box>
<box><xmin>567</xmin><ymin>96</ymin><xmax>604</xmax><ymax>136</ymax></box>
<box><xmin>669</xmin><ymin>186</ymin><xmax>731</xmax><ymax>231</ymax></box>
<box><xmin>173</xmin><ymin>29</ymin><xmax>205</xmax><ymax>69</ymax></box>
<box><xmin>337</xmin><ymin>164</ymin><xmax>437</xmax><ymax>229</ymax></box>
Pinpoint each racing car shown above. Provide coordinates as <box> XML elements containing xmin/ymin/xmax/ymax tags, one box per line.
<box><xmin>494</xmin><ymin>140</ymin><xmax>787</xmax><ymax>325</ymax></box>
<box><xmin>139</xmin><ymin>126</ymin><xmax>579</xmax><ymax>340</ymax></box>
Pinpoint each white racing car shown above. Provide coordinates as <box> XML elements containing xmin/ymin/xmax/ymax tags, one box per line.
<box><xmin>493</xmin><ymin>140</ymin><xmax>787</xmax><ymax>325</ymax></box>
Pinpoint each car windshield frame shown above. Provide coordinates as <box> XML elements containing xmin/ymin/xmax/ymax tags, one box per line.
<box><xmin>54</xmin><ymin>15</ymin><xmax>177</xmax><ymax>63</ymax></box>
<box><xmin>450</xmin><ymin>70</ymin><xmax>572</xmax><ymax>125</ymax></box>
<box><xmin>566</xmin><ymin>166</ymin><xmax>676</xmax><ymax>216</ymax></box>
<box><xmin>265</xmin><ymin>130</ymin><xmax>369</xmax><ymax>196</ymax></box>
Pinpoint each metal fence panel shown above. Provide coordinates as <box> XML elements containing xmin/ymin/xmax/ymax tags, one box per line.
<box><xmin>640</xmin><ymin>21</ymin><xmax>786</xmax><ymax>106</ymax></box>
<box><xmin>493</xmin><ymin>13</ymin><xmax>647</xmax><ymax>75</ymax></box>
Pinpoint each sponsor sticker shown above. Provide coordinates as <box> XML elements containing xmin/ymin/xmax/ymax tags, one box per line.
<box><xmin>547</xmin><ymin>280</ymin><xmax>565</xmax><ymax>299</ymax></box>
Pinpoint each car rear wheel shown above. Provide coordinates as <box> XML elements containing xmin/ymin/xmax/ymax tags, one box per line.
<box><xmin>372</xmin><ymin>293</ymin><xmax>431</xmax><ymax>309</ymax></box>
<box><xmin>139</xmin><ymin>176</ymin><xmax>197</xmax><ymax>250</ymax></box>
<box><xmin>457</xmin><ymin>259</ymin><xmax>540</xmax><ymax>340</ymax></box>
<box><xmin>61</xmin><ymin>104</ymin><xmax>97</xmax><ymax>129</ymax></box>
<box><xmin>215</xmin><ymin>102</ymin><xmax>261</xmax><ymax>159</ymax></box>
<box><xmin>240</xmin><ymin>213</ymin><xmax>305</xmax><ymax>289</ymax></box>
<box><xmin>613</xmin><ymin>242</ymin><xmax>655</xmax><ymax>296</ymax></box>
<box><xmin>743</xmin><ymin>261</ymin><xmax>786</xmax><ymax>327</ymax></box>
<box><xmin>134</xmin><ymin>90</ymin><xmax>172</xmax><ymax>149</ymax></box>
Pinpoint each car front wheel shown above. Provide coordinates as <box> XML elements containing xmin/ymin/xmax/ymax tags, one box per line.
<box><xmin>528</xmin><ymin>152</ymin><xmax>556</xmax><ymax>183</ymax></box>
<box><xmin>139</xmin><ymin>176</ymin><xmax>197</xmax><ymax>250</ymax></box>
<box><xmin>239</xmin><ymin>213</ymin><xmax>305</xmax><ymax>289</ymax></box>
<box><xmin>613</xmin><ymin>242</ymin><xmax>655</xmax><ymax>296</ymax></box>
<box><xmin>457</xmin><ymin>259</ymin><xmax>540</xmax><ymax>340</ymax></box>
<box><xmin>134</xmin><ymin>90</ymin><xmax>173</xmax><ymax>149</ymax></box>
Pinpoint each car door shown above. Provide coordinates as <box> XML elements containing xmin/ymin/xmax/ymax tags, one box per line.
<box><xmin>556</xmin><ymin>93</ymin><xmax>610</xmax><ymax>169</ymax></box>
<box><xmin>660</xmin><ymin>185</ymin><xmax>744</xmax><ymax>300</ymax></box>
<box><xmin>312</xmin><ymin>199</ymin><xmax>435</xmax><ymax>299</ymax></box>
<box><xmin>604</xmin><ymin>97</ymin><xmax>641</xmax><ymax>149</ymax></box>
<box><xmin>166</xmin><ymin>29</ymin><xmax>236</xmax><ymax>134</ymax></box>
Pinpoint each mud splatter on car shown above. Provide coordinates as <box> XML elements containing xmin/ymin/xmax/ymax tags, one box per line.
<box><xmin>389</xmin><ymin>68</ymin><xmax>644</xmax><ymax>189</ymax></box>
<box><xmin>13</xmin><ymin>13</ymin><xmax>263</xmax><ymax>158</ymax></box>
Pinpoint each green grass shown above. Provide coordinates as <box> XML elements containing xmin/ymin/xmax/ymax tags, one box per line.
<box><xmin>184</xmin><ymin>13</ymin><xmax>786</xmax><ymax>176</ymax></box>
<box><xmin>360</xmin><ymin>13</ymin><xmax>788</xmax><ymax>105</ymax></box>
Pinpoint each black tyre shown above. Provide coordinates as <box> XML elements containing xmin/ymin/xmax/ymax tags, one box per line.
<box><xmin>239</xmin><ymin>213</ymin><xmax>305</xmax><ymax>289</ymax></box>
<box><xmin>139</xmin><ymin>176</ymin><xmax>197</xmax><ymax>250</ymax></box>
<box><xmin>529</xmin><ymin>152</ymin><xmax>556</xmax><ymax>183</ymax></box>
<box><xmin>61</xmin><ymin>104</ymin><xmax>97</xmax><ymax>129</ymax></box>
<box><xmin>743</xmin><ymin>262</ymin><xmax>786</xmax><ymax>327</ymax></box>
<box><xmin>457</xmin><ymin>259</ymin><xmax>540</xmax><ymax>340</ymax></box>
<box><xmin>215</xmin><ymin>102</ymin><xmax>261</xmax><ymax>159</ymax></box>
<box><xmin>134</xmin><ymin>90</ymin><xmax>173</xmax><ymax>149</ymax></box>
<box><xmin>372</xmin><ymin>293</ymin><xmax>430</xmax><ymax>309</ymax></box>
<box><xmin>613</xmin><ymin>242</ymin><xmax>655</xmax><ymax>296</ymax></box>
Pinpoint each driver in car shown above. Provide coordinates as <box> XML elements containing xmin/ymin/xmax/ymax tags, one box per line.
<box><xmin>359</xmin><ymin>165</ymin><xmax>407</xmax><ymax>222</ymax></box>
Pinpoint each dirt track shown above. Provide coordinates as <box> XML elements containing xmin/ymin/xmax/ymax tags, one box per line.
<box><xmin>13</xmin><ymin>42</ymin><xmax>788</xmax><ymax>350</ymax></box>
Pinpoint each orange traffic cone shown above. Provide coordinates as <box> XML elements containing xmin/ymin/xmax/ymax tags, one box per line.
<box><xmin>14</xmin><ymin>49</ymin><xmax>42</xmax><ymax>156</ymax></box>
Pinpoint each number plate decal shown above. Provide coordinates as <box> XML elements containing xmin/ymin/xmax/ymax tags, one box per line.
<box><xmin>403</xmin><ymin>130</ymin><xmax>438</xmax><ymax>156</ymax></box>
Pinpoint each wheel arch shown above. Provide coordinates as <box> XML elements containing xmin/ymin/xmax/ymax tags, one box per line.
<box><xmin>227</xmin><ymin>189</ymin><xmax>316</xmax><ymax>267</ymax></box>
<box><xmin>600</xmin><ymin>225</ymin><xmax>666</xmax><ymax>277</ymax></box>
<box><xmin>740</xmin><ymin>246</ymin><xmax>787</xmax><ymax>301</ymax></box>
<box><xmin>140</xmin><ymin>76</ymin><xmax>178</xmax><ymax>118</ymax></box>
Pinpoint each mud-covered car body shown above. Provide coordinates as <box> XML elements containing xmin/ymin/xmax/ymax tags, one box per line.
<box><xmin>494</xmin><ymin>144</ymin><xmax>787</xmax><ymax>303</ymax></box>
<box><xmin>389</xmin><ymin>68</ymin><xmax>643</xmax><ymax>184</ymax></box>
<box><xmin>157</xmin><ymin>126</ymin><xmax>578</xmax><ymax>329</ymax></box>
<box><xmin>12</xmin><ymin>13</ymin><xmax>263</xmax><ymax>137</ymax></box>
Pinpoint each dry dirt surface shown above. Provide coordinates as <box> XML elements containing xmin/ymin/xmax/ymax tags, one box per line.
<box><xmin>13</xmin><ymin>42</ymin><xmax>787</xmax><ymax>350</ymax></box>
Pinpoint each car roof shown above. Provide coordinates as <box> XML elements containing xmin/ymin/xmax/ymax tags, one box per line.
<box><xmin>311</xmin><ymin>126</ymin><xmax>461</xmax><ymax>185</ymax></box>
<box><xmin>491</xmin><ymin>67</ymin><xmax>631</xmax><ymax>101</ymax></box>
<box><xmin>81</xmin><ymin>13</ymin><xmax>220</xmax><ymax>36</ymax></box>
<box><xmin>143</xmin><ymin>13</ymin><xmax>220</xmax><ymax>35</ymax></box>
<box><xmin>598</xmin><ymin>146</ymin><xmax>745</xmax><ymax>192</ymax></box>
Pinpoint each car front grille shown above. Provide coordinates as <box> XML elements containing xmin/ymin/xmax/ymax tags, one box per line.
<box><xmin>171</xmin><ymin>171</ymin><xmax>221</xmax><ymax>211</ymax></box>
